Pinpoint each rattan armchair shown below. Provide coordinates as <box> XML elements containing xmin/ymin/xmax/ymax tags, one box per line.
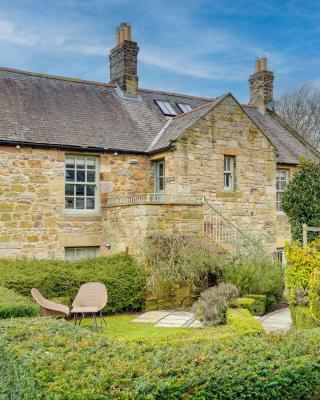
<box><xmin>71</xmin><ymin>282</ymin><xmax>107</xmax><ymax>329</ymax></box>
<box><xmin>31</xmin><ymin>288</ymin><xmax>70</xmax><ymax>318</ymax></box>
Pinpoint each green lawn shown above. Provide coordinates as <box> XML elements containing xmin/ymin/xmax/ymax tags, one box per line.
<box><xmin>79</xmin><ymin>309</ymin><xmax>263</xmax><ymax>342</ymax></box>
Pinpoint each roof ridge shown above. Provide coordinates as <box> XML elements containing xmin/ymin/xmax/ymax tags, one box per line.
<box><xmin>0</xmin><ymin>66</ymin><xmax>116</xmax><ymax>88</ymax></box>
<box><xmin>139</xmin><ymin>87</ymin><xmax>215</xmax><ymax>101</ymax></box>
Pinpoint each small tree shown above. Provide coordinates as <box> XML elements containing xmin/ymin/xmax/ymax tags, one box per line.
<box><xmin>282</xmin><ymin>159</ymin><xmax>320</xmax><ymax>243</ymax></box>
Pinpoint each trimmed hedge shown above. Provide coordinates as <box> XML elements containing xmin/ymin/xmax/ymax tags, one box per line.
<box><xmin>2</xmin><ymin>317</ymin><xmax>320</xmax><ymax>399</ymax></box>
<box><xmin>265</xmin><ymin>292</ymin><xmax>277</xmax><ymax>312</ymax></box>
<box><xmin>0</xmin><ymin>254</ymin><xmax>146</xmax><ymax>313</ymax></box>
<box><xmin>0</xmin><ymin>286</ymin><xmax>38</xmax><ymax>319</ymax></box>
<box><xmin>290</xmin><ymin>306</ymin><xmax>319</xmax><ymax>329</ymax></box>
<box><xmin>231</xmin><ymin>294</ymin><xmax>266</xmax><ymax>316</ymax></box>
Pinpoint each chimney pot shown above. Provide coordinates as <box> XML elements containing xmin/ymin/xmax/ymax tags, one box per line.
<box><xmin>255</xmin><ymin>58</ymin><xmax>261</xmax><ymax>73</ymax></box>
<box><xmin>260</xmin><ymin>57</ymin><xmax>267</xmax><ymax>71</ymax></box>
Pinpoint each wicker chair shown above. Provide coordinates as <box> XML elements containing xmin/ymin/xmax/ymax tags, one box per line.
<box><xmin>31</xmin><ymin>288</ymin><xmax>70</xmax><ymax>318</ymax></box>
<box><xmin>71</xmin><ymin>282</ymin><xmax>107</xmax><ymax>329</ymax></box>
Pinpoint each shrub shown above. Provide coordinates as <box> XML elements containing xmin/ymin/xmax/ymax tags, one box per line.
<box><xmin>290</xmin><ymin>306</ymin><xmax>318</xmax><ymax>329</ymax></box>
<box><xmin>285</xmin><ymin>239</ymin><xmax>320</xmax><ymax>305</ymax></box>
<box><xmin>232</xmin><ymin>294</ymin><xmax>266</xmax><ymax>316</ymax></box>
<box><xmin>309</xmin><ymin>267</ymin><xmax>320</xmax><ymax>321</ymax></box>
<box><xmin>0</xmin><ymin>254</ymin><xmax>146</xmax><ymax>313</ymax></box>
<box><xmin>282</xmin><ymin>159</ymin><xmax>320</xmax><ymax>242</ymax></box>
<box><xmin>192</xmin><ymin>283</ymin><xmax>238</xmax><ymax>325</ymax></box>
<box><xmin>223</xmin><ymin>250</ymin><xmax>284</xmax><ymax>299</ymax></box>
<box><xmin>3</xmin><ymin>318</ymin><xmax>320</xmax><ymax>399</ymax></box>
<box><xmin>0</xmin><ymin>286</ymin><xmax>38</xmax><ymax>319</ymax></box>
<box><xmin>265</xmin><ymin>292</ymin><xmax>277</xmax><ymax>312</ymax></box>
<box><xmin>145</xmin><ymin>233</ymin><xmax>224</xmax><ymax>293</ymax></box>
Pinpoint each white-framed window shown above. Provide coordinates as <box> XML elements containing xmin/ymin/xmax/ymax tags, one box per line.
<box><xmin>276</xmin><ymin>169</ymin><xmax>289</xmax><ymax>212</ymax></box>
<box><xmin>154</xmin><ymin>160</ymin><xmax>165</xmax><ymax>193</ymax></box>
<box><xmin>276</xmin><ymin>248</ymin><xmax>286</xmax><ymax>267</ymax></box>
<box><xmin>65</xmin><ymin>155</ymin><xmax>99</xmax><ymax>212</ymax></box>
<box><xmin>224</xmin><ymin>156</ymin><xmax>235</xmax><ymax>191</ymax></box>
<box><xmin>65</xmin><ymin>246</ymin><xmax>100</xmax><ymax>261</ymax></box>
<box><xmin>176</xmin><ymin>103</ymin><xmax>192</xmax><ymax>113</ymax></box>
<box><xmin>154</xmin><ymin>100</ymin><xmax>177</xmax><ymax>116</ymax></box>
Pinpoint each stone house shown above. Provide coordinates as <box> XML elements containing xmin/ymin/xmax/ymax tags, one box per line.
<box><xmin>0</xmin><ymin>23</ymin><xmax>319</xmax><ymax>262</ymax></box>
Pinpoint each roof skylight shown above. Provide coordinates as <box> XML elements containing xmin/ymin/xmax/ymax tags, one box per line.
<box><xmin>155</xmin><ymin>100</ymin><xmax>177</xmax><ymax>116</ymax></box>
<box><xmin>177</xmin><ymin>103</ymin><xmax>192</xmax><ymax>113</ymax></box>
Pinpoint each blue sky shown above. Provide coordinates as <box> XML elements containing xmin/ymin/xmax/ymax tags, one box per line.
<box><xmin>0</xmin><ymin>0</ymin><xmax>319</xmax><ymax>102</ymax></box>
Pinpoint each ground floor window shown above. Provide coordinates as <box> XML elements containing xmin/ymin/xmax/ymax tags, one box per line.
<box><xmin>65</xmin><ymin>246</ymin><xmax>100</xmax><ymax>261</ymax></box>
<box><xmin>276</xmin><ymin>248</ymin><xmax>286</xmax><ymax>266</ymax></box>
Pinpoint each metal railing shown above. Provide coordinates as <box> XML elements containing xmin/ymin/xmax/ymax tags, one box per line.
<box><xmin>105</xmin><ymin>193</ymin><xmax>204</xmax><ymax>207</ymax></box>
<box><xmin>203</xmin><ymin>197</ymin><xmax>258</xmax><ymax>256</ymax></box>
<box><xmin>105</xmin><ymin>192</ymin><xmax>259</xmax><ymax>256</ymax></box>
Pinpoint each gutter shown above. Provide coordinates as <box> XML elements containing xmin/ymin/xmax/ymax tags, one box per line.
<box><xmin>0</xmin><ymin>140</ymin><xmax>147</xmax><ymax>155</ymax></box>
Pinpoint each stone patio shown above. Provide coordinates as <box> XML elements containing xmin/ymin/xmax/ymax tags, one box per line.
<box><xmin>133</xmin><ymin>310</ymin><xmax>203</xmax><ymax>328</ymax></box>
<box><xmin>133</xmin><ymin>306</ymin><xmax>292</xmax><ymax>331</ymax></box>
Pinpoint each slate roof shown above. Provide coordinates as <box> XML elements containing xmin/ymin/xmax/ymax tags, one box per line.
<box><xmin>0</xmin><ymin>66</ymin><xmax>318</xmax><ymax>164</ymax></box>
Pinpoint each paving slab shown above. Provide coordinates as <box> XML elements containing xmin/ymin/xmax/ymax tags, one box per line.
<box><xmin>132</xmin><ymin>311</ymin><xmax>171</xmax><ymax>323</ymax></box>
<box><xmin>260</xmin><ymin>307</ymin><xmax>292</xmax><ymax>333</ymax></box>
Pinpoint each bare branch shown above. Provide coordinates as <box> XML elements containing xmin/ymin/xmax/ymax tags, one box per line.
<box><xmin>275</xmin><ymin>84</ymin><xmax>320</xmax><ymax>149</ymax></box>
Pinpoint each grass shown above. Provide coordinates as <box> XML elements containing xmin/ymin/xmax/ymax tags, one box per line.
<box><xmin>79</xmin><ymin>308</ymin><xmax>263</xmax><ymax>342</ymax></box>
<box><xmin>81</xmin><ymin>313</ymin><xmax>188</xmax><ymax>341</ymax></box>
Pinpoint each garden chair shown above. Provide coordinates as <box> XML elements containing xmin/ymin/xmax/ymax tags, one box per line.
<box><xmin>31</xmin><ymin>288</ymin><xmax>70</xmax><ymax>318</ymax></box>
<box><xmin>71</xmin><ymin>282</ymin><xmax>108</xmax><ymax>329</ymax></box>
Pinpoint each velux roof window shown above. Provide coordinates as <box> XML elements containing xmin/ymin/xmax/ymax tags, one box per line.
<box><xmin>177</xmin><ymin>103</ymin><xmax>192</xmax><ymax>113</ymax></box>
<box><xmin>155</xmin><ymin>100</ymin><xmax>177</xmax><ymax>116</ymax></box>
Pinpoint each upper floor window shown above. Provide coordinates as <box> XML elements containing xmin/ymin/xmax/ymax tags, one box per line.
<box><xmin>176</xmin><ymin>103</ymin><xmax>192</xmax><ymax>113</ymax></box>
<box><xmin>224</xmin><ymin>156</ymin><xmax>235</xmax><ymax>191</ymax></box>
<box><xmin>65</xmin><ymin>155</ymin><xmax>99</xmax><ymax>212</ymax></box>
<box><xmin>276</xmin><ymin>169</ymin><xmax>289</xmax><ymax>212</ymax></box>
<box><xmin>65</xmin><ymin>246</ymin><xmax>100</xmax><ymax>261</ymax></box>
<box><xmin>154</xmin><ymin>160</ymin><xmax>165</xmax><ymax>193</ymax></box>
<box><xmin>154</xmin><ymin>100</ymin><xmax>177</xmax><ymax>116</ymax></box>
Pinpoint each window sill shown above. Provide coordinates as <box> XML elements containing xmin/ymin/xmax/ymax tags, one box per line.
<box><xmin>216</xmin><ymin>191</ymin><xmax>243</xmax><ymax>199</ymax></box>
<box><xmin>276</xmin><ymin>211</ymin><xmax>287</xmax><ymax>218</ymax></box>
<box><xmin>63</xmin><ymin>212</ymin><xmax>102</xmax><ymax>221</ymax></box>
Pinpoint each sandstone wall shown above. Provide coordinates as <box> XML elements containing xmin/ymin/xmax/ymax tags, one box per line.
<box><xmin>103</xmin><ymin>203</ymin><xmax>203</xmax><ymax>255</ymax></box>
<box><xmin>0</xmin><ymin>146</ymin><xmax>152</xmax><ymax>258</ymax></box>
<box><xmin>153</xmin><ymin>96</ymin><xmax>279</xmax><ymax>252</ymax></box>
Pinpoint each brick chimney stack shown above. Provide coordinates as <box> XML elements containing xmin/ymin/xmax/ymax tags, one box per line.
<box><xmin>109</xmin><ymin>23</ymin><xmax>139</xmax><ymax>94</ymax></box>
<box><xmin>249</xmin><ymin>57</ymin><xmax>274</xmax><ymax>112</ymax></box>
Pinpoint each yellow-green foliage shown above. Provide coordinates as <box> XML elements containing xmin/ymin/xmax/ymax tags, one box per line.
<box><xmin>309</xmin><ymin>268</ymin><xmax>320</xmax><ymax>320</ymax></box>
<box><xmin>231</xmin><ymin>295</ymin><xmax>266</xmax><ymax>316</ymax></box>
<box><xmin>290</xmin><ymin>306</ymin><xmax>318</xmax><ymax>330</ymax></box>
<box><xmin>285</xmin><ymin>239</ymin><xmax>320</xmax><ymax>305</ymax></box>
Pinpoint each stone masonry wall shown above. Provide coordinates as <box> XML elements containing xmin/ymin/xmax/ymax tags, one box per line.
<box><xmin>0</xmin><ymin>146</ymin><xmax>152</xmax><ymax>259</ymax></box>
<box><xmin>156</xmin><ymin>95</ymin><xmax>279</xmax><ymax>253</ymax></box>
<box><xmin>103</xmin><ymin>203</ymin><xmax>203</xmax><ymax>255</ymax></box>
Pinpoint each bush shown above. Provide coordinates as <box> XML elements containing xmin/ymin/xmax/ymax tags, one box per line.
<box><xmin>0</xmin><ymin>254</ymin><xmax>146</xmax><ymax>313</ymax></box>
<box><xmin>223</xmin><ymin>250</ymin><xmax>284</xmax><ymax>299</ymax></box>
<box><xmin>0</xmin><ymin>287</ymin><xmax>38</xmax><ymax>319</ymax></box>
<box><xmin>282</xmin><ymin>159</ymin><xmax>320</xmax><ymax>242</ymax></box>
<box><xmin>265</xmin><ymin>292</ymin><xmax>277</xmax><ymax>312</ymax></box>
<box><xmin>192</xmin><ymin>283</ymin><xmax>238</xmax><ymax>325</ymax></box>
<box><xmin>232</xmin><ymin>294</ymin><xmax>266</xmax><ymax>316</ymax></box>
<box><xmin>309</xmin><ymin>267</ymin><xmax>320</xmax><ymax>321</ymax></box>
<box><xmin>3</xmin><ymin>318</ymin><xmax>320</xmax><ymax>399</ymax></box>
<box><xmin>285</xmin><ymin>239</ymin><xmax>320</xmax><ymax>305</ymax></box>
<box><xmin>290</xmin><ymin>306</ymin><xmax>318</xmax><ymax>329</ymax></box>
<box><xmin>145</xmin><ymin>233</ymin><xmax>224</xmax><ymax>293</ymax></box>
